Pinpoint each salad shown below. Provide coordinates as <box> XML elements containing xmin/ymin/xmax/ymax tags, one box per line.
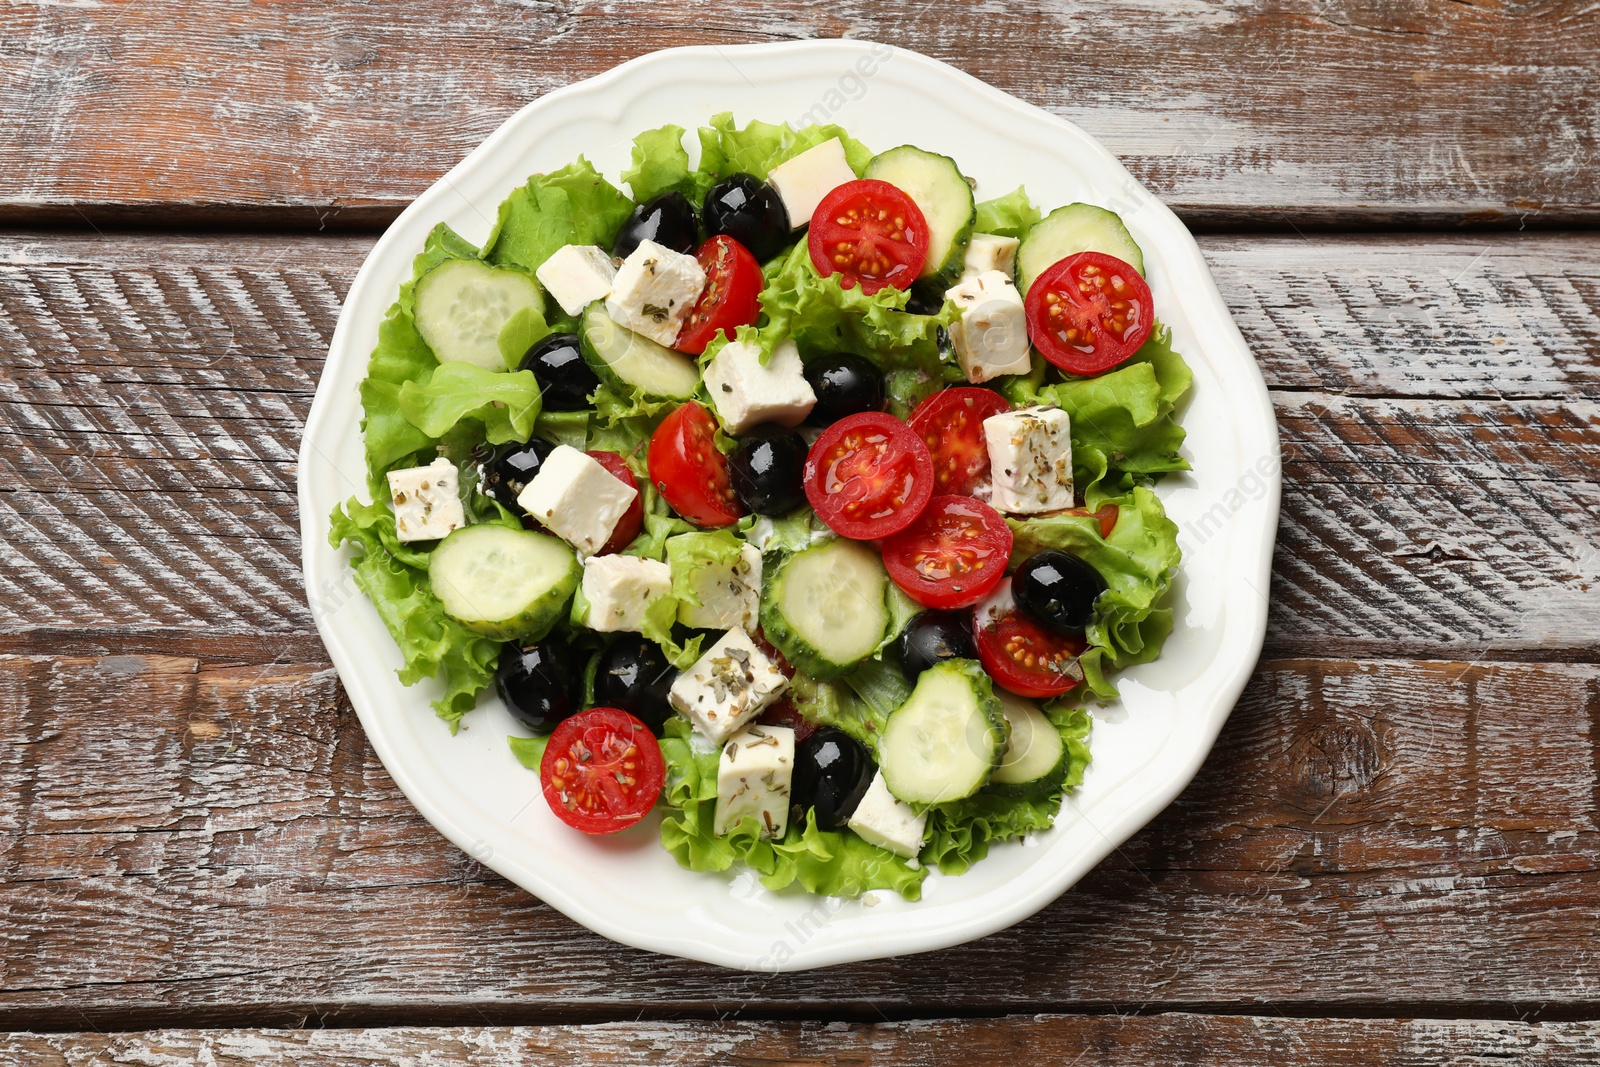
<box><xmin>330</xmin><ymin>114</ymin><xmax>1187</xmax><ymax>900</ymax></box>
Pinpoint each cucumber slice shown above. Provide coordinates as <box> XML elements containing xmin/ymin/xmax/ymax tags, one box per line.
<box><xmin>864</xmin><ymin>146</ymin><xmax>976</xmax><ymax>286</ymax></box>
<box><xmin>429</xmin><ymin>525</ymin><xmax>580</xmax><ymax>641</ymax></box>
<box><xmin>578</xmin><ymin>302</ymin><xmax>700</xmax><ymax>399</ymax></box>
<box><xmin>989</xmin><ymin>690</ymin><xmax>1069</xmax><ymax>797</ymax></box>
<box><xmin>413</xmin><ymin>258</ymin><xmax>544</xmax><ymax>372</ymax></box>
<box><xmin>759</xmin><ymin>538</ymin><xmax>889</xmax><ymax>681</ymax></box>
<box><xmin>879</xmin><ymin>659</ymin><xmax>1008</xmax><ymax>805</ymax></box>
<box><xmin>1016</xmin><ymin>203</ymin><xmax>1145</xmax><ymax>296</ymax></box>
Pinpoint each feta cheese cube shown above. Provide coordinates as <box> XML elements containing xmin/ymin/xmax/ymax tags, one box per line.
<box><xmin>676</xmin><ymin>542</ymin><xmax>762</xmax><ymax>632</ymax></box>
<box><xmin>960</xmin><ymin>232</ymin><xmax>1020</xmax><ymax>281</ymax></box>
<box><xmin>848</xmin><ymin>770</ymin><xmax>927</xmax><ymax>858</ymax></box>
<box><xmin>535</xmin><ymin>243</ymin><xmax>617</xmax><ymax>317</ymax></box>
<box><xmin>945</xmin><ymin>270</ymin><xmax>1031</xmax><ymax>383</ymax></box>
<box><xmin>604</xmin><ymin>239</ymin><xmax>706</xmax><ymax>347</ymax></box>
<box><xmin>766</xmin><ymin>137</ymin><xmax>858</xmax><ymax>230</ymax></box>
<box><xmin>983</xmin><ymin>405</ymin><xmax>1074</xmax><ymax>514</ymax></box>
<box><xmin>669</xmin><ymin>627</ymin><xmax>789</xmax><ymax>743</ymax></box>
<box><xmin>579</xmin><ymin>554</ymin><xmax>671</xmax><ymax>633</ymax></box>
<box><xmin>515</xmin><ymin>444</ymin><xmax>638</xmax><ymax>557</ymax></box>
<box><xmin>702</xmin><ymin>338</ymin><xmax>817</xmax><ymax>433</ymax></box>
<box><xmin>714</xmin><ymin>723</ymin><xmax>795</xmax><ymax>837</ymax></box>
<box><xmin>386</xmin><ymin>457</ymin><xmax>466</xmax><ymax>543</ymax></box>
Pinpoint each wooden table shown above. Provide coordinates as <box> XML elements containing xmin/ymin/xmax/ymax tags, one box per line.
<box><xmin>2</xmin><ymin>3</ymin><xmax>1597</xmax><ymax>1063</ymax></box>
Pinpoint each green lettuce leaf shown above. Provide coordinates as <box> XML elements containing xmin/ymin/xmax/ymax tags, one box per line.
<box><xmin>922</xmin><ymin>706</ymin><xmax>1092</xmax><ymax>874</ymax></box>
<box><xmin>740</xmin><ymin>506</ymin><xmax>833</xmax><ymax>555</ymax></box>
<box><xmin>656</xmin><ymin>717</ymin><xmax>925</xmax><ymax>898</ymax></box>
<box><xmin>328</xmin><ymin>497</ymin><xmax>500</xmax><ymax>729</ymax></box>
<box><xmin>358</xmin><ymin>223</ymin><xmax>483</xmax><ymax>497</ymax></box>
<box><xmin>625</xmin><ymin>480</ymin><xmax>697</xmax><ymax>563</ymax></box>
<box><xmin>664</xmin><ymin>529</ymin><xmax>744</xmax><ymax>613</ymax></box>
<box><xmin>973</xmin><ymin>186</ymin><xmax>1042</xmax><ymax>238</ymax></box>
<box><xmin>1039</xmin><ymin>323</ymin><xmax>1192</xmax><ymax>505</ymax></box>
<box><xmin>508</xmin><ymin>734</ymin><xmax>550</xmax><ymax>769</ymax></box>
<box><xmin>621</xmin><ymin>124</ymin><xmax>696</xmax><ymax>203</ymax></box>
<box><xmin>708</xmin><ymin>240</ymin><xmax>960</xmax><ymax>390</ymax></box>
<box><xmin>533</xmin><ymin>409</ymin><xmax>590</xmax><ymax>451</ymax></box>
<box><xmin>694</xmin><ymin>112</ymin><xmax>874</xmax><ymax>186</ymax></box>
<box><xmin>397</xmin><ymin>363</ymin><xmax>543</xmax><ymax>444</ymax></box>
<box><xmin>1010</xmin><ymin>485</ymin><xmax>1182</xmax><ymax>700</ymax></box>
<box><xmin>484</xmin><ymin>157</ymin><xmax>635</xmax><ymax>274</ymax></box>
<box><xmin>788</xmin><ymin>671</ymin><xmax>887</xmax><ymax>754</ymax></box>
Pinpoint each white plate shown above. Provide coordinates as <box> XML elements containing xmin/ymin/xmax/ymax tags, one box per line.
<box><xmin>297</xmin><ymin>40</ymin><xmax>1280</xmax><ymax>971</ymax></box>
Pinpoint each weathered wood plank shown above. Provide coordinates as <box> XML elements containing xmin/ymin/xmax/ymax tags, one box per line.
<box><xmin>5</xmin><ymin>1015</ymin><xmax>1600</xmax><ymax>1066</ymax></box>
<box><xmin>2</xmin><ymin>654</ymin><xmax>1597</xmax><ymax>1026</ymax></box>
<box><xmin>2</xmin><ymin>2</ymin><xmax>1597</xmax><ymax>227</ymax></box>
<box><xmin>1</xmin><ymin>232</ymin><xmax>1595</xmax><ymax>657</ymax></box>
<box><xmin>1205</xmin><ymin>234</ymin><xmax>1600</xmax><ymax>400</ymax></box>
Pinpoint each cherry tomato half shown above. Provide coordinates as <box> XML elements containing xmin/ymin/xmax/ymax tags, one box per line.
<box><xmin>971</xmin><ymin>577</ymin><xmax>1086</xmax><ymax>699</ymax></box>
<box><xmin>540</xmin><ymin>707</ymin><xmax>666</xmax><ymax>835</ymax></box>
<box><xmin>906</xmin><ymin>387</ymin><xmax>1011</xmax><ymax>497</ymax></box>
<box><xmin>882</xmin><ymin>495</ymin><xmax>1013</xmax><ymax>610</ymax></box>
<box><xmin>675</xmin><ymin>235</ymin><xmax>763</xmax><ymax>356</ymax></box>
<box><xmin>1025</xmin><ymin>251</ymin><xmax>1154</xmax><ymax>376</ymax></box>
<box><xmin>808</xmin><ymin>179</ymin><xmax>929</xmax><ymax>296</ymax></box>
<box><xmin>647</xmin><ymin>401</ymin><xmax>745</xmax><ymax>527</ymax></box>
<box><xmin>585</xmin><ymin>450</ymin><xmax>644</xmax><ymax>555</ymax></box>
<box><xmin>803</xmin><ymin>411</ymin><xmax>933</xmax><ymax>540</ymax></box>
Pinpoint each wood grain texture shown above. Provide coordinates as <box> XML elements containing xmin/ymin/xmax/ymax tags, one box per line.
<box><xmin>0</xmin><ymin>232</ymin><xmax>1594</xmax><ymax>657</ymax></box>
<box><xmin>5</xmin><ymin>1015</ymin><xmax>1600</xmax><ymax>1066</ymax></box>
<box><xmin>1</xmin><ymin>2</ymin><xmax>1597</xmax><ymax>228</ymax></box>
<box><xmin>2</xmin><ymin>654</ymin><xmax>1598</xmax><ymax>1026</ymax></box>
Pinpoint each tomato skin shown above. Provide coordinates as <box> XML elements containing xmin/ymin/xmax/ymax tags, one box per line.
<box><xmin>906</xmin><ymin>387</ymin><xmax>1011</xmax><ymax>497</ymax></box>
<box><xmin>803</xmin><ymin>411</ymin><xmax>934</xmax><ymax>540</ymax></box>
<box><xmin>971</xmin><ymin>578</ymin><xmax>1086</xmax><ymax>699</ymax></box>
<box><xmin>675</xmin><ymin>235</ymin><xmax>764</xmax><ymax>356</ymax></box>
<box><xmin>1025</xmin><ymin>251</ymin><xmax>1154</xmax><ymax>376</ymax></box>
<box><xmin>647</xmin><ymin>402</ymin><xmax>745</xmax><ymax>527</ymax></box>
<box><xmin>585</xmin><ymin>450</ymin><xmax>644</xmax><ymax>555</ymax></box>
<box><xmin>882</xmin><ymin>495</ymin><xmax>1013</xmax><ymax>610</ymax></box>
<box><xmin>808</xmin><ymin>179</ymin><xmax>930</xmax><ymax>296</ymax></box>
<box><xmin>540</xmin><ymin>707</ymin><xmax>666</xmax><ymax>835</ymax></box>
<box><xmin>1065</xmin><ymin>504</ymin><xmax>1119</xmax><ymax>540</ymax></box>
<box><xmin>755</xmin><ymin>698</ymin><xmax>815</xmax><ymax>744</ymax></box>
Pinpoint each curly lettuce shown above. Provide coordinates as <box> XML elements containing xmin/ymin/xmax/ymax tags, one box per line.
<box><xmin>974</xmin><ymin>186</ymin><xmax>1043</xmax><ymax>238</ymax></box>
<box><xmin>1010</xmin><ymin>485</ymin><xmax>1182</xmax><ymax>701</ymax></box>
<box><xmin>1001</xmin><ymin>323</ymin><xmax>1192</xmax><ymax>506</ymax></box>
<box><xmin>702</xmin><ymin>240</ymin><xmax>960</xmax><ymax>422</ymax></box>
<box><xmin>695</xmin><ymin>112</ymin><xmax>875</xmax><ymax>187</ymax></box>
<box><xmin>328</xmin><ymin>498</ymin><xmax>502</xmax><ymax>730</ymax></box>
<box><xmin>484</xmin><ymin>157</ymin><xmax>635</xmax><ymax>277</ymax></box>
<box><xmin>922</xmin><ymin>707</ymin><xmax>1092</xmax><ymax>874</ymax></box>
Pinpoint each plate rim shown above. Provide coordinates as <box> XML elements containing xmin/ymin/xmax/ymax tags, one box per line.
<box><xmin>296</xmin><ymin>38</ymin><xmax>1281</xmax><ymax>971</ymax></box>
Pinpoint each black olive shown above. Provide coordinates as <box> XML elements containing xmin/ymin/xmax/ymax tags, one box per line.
<box><xmin>495</xmin><ymin>639</ymin><xmax>577</xmax><ymax>735</ymax></box>
<box><xmin>803</xmin><ymin>352</ymin><xmax>885</xmax><ymax>426</ymax></box>
<box><xmin>593</xmin><ymin>635</ymin><xmax>678</xmax><ymax>733</ymax></box>
<box><xmin>479</xmin><ymin>437</ymin><xmax>555</xmax><ymax>513</ymax></box>
<box><xmin>728</xmin><ymin>424</ymin><xmax>807</xmax><ymax>515</ymax></box>
<box><xmin>904</xmin><ymin>279</ymin><xmax>946</xmax><ymax>316</ymax></box>
<box><xmin>1013</xmin><ymin>550</ymin><xmax>1107</xmax><ymax>636</ymax></box>
<box><xmin>612</xmin><ymin>191</ymin><xmax>699</xmax><ymax>259</ymax></box>
<box><xmin>791</xmin><ymin>727</ymin><xmax>875</xmax><ymax>832</ymax></box>
<box><xmin>898</xmin><ymin>610</ymin><xmax>976</xmax><ymax>680</ymax></box>
<box><xmin>520</xmin><ymin>332</ymin><xmax>599</xmax><ymax>412</ymax></box>
<box><xmin>702</xmin><ymin>173</ymin><xmax>790</xmax><ymax>263</ymax></box>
